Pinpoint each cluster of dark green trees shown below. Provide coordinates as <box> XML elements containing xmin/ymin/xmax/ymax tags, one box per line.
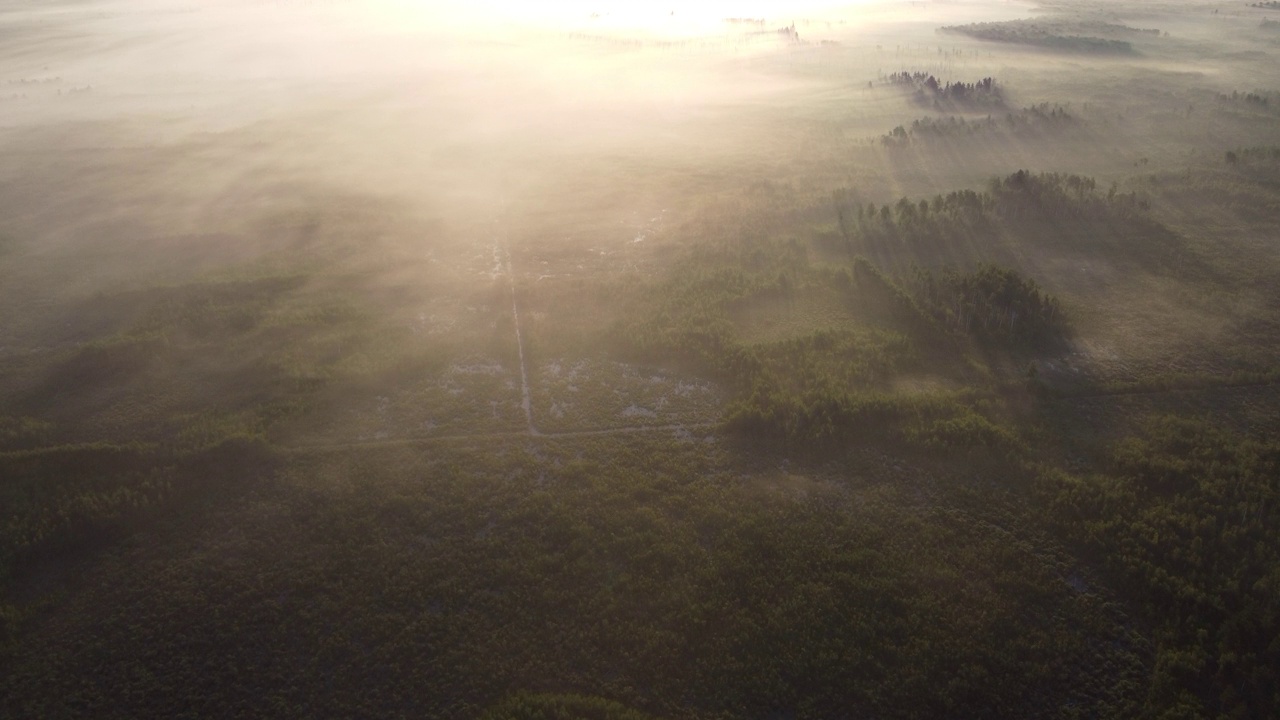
<box><xmin>907</xmin><ymin>264</ymin><xmax>1062</xmax><ymax>343</ymax></box>
<box><xmin>1225</xmin><ymin>145</ymin><xmax>1280</xmax><ymax>165</ymax></box>
<box><xmin>620</xmin><ymin>168</ymin><xmax>1223</xmax><ymax>462</ymax></box>
<box><xmin>836</xmin><ymin>187</ymin><xmax>988</xmax><ymax>234</ymax></box>
<box><xmin>708</xmin><ymin>259</ymin><xmax>1058</xmax><ymax>453</ymax></box>
<box><xmin>987</xmin><ymin>169</ymin><xmax>1148</xmax><ymax>219</ymax></box>
<box><xmin>835</xmin><ymin>170</ymin><xmax>1153</xmax><ymax>268</ymax></box>
<box><xmin>940</xmin><ymin>21</ymin><xmax>1136</xmax><ymax>53</ymax></box>
<box><xmin>883</xmin><ymin>71</ymin><xmax>1002</xmax><ymax>107</ymax></box>
<box><xmin>1217</xmin><ymin>90</ymin><xmax>1274</xmax><ymax>108</ymax></box>
<box><xmin>617</xmin><ymin>174</ymin><xmax>1097</xmax><ymax>455</ymax></box>
<box><xmin>881</xmin><ymin>103</ymin><xmax>1076</xmax><ymax>146</ymax></box>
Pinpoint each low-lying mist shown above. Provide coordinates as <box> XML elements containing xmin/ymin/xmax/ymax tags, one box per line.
<box><xmin>0</xmin><ymin>0</ymin><xmax>1045</xmax><ymax>246</ymax></box>
<box><xmin>5</xmin><ymin>0</ymin><xmax>1280</xmax><ymax>717</ymax></box>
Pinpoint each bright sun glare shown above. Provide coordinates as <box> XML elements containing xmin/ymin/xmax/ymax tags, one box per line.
<box><xmin>364</xmin><ymin>0</ymin><xmax>871</xmax><ymax>37</ymax></box>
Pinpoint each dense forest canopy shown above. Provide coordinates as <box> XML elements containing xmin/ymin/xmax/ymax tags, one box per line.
<box><xmin>2</xmin><ymin>0</ymin><xmax>1280</xmax><ymax>718</ymax></box>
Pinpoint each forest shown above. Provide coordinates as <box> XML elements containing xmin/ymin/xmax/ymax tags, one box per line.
<box><xmin>882</xmin><ymin>71</ymin><xmax>1005</xmax><ymax>109</ymax></box>
<box><xmin>2</xmin><ymin>0</ymin><xmax>1280</xmax><ymax>718</ymax></box>
<box><xmin>938</xmin><ymin>20</ymin><xmax>1147</xmax><ymax>53</ymax></box>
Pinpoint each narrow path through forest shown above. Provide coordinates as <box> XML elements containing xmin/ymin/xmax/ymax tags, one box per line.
<box><xmin>283</xmin><ymin>213</ymin><xmax>720</xmax><ymax>454</ymax></box>
<box><xmin>502</xmin><ymin>238</ymin><xmax>538</xmax><ymax>436</ymax></box>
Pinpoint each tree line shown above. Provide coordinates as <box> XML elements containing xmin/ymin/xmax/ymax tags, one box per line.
<box><xmin>883</xmin><ymin>71</ymin><xmax>1003</xmax><ymax>107</ymax></box>
<box><xmin>940</xmin><ymin>21</ymin><xmax>1136</xmax><ymax>54</ymax></box>
<box><xmin>880</xmin><ymin>103</ymin><xmax>1076</xmax><ymax>146</ymax></box>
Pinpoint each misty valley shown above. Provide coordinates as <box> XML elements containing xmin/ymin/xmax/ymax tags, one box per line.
<box><xmin>2</xmin><ymin>0</ymin><xmax>1280</xmax><ymax>718</ymax></box>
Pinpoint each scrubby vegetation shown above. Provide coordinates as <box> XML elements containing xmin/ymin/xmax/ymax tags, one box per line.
<box><xmin>0</xmin><ymin>438</ymin><xmax>274</xmax><ymax>584</ymax></box>
<box><xmin>482</xmin><ymin>694</ymin><xmax>659</xmax><ymax>720</ymax></box>
<box><xmin>1041</xmin><ymin>417</ymin><xmax>1280</xmax><ymax>718</ymax></box>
